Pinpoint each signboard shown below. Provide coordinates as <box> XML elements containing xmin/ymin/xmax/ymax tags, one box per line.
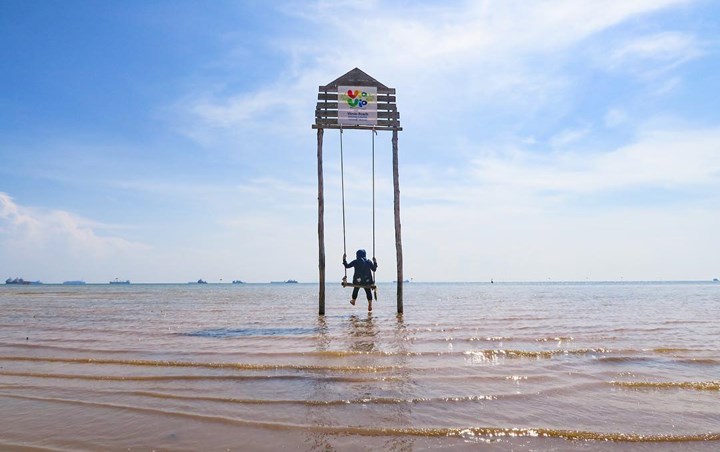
<box><xmin>338</xmin><ymin>86</ymin><xmax>377</xmax><ymax>126</ymax></box>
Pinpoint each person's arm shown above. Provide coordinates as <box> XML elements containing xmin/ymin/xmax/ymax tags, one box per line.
<box><xmin>370</xmin><ymin>257</ymin><xmax>378</xmax><ymax>271</ymax></box>
<box><xmin>343</xmin><ymin>254</ymin><xmax>354</xmax><ymax>269</ymax></box>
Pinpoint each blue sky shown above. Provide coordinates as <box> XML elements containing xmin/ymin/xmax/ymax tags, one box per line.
<box><xmin>1</xmin><ymin>0</ymin><xmax>719</xmax><ymax>283</ymax></box>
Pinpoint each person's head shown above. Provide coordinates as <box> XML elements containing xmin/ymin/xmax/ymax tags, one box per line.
<box><xmin>356</xmin><ymin>249</ymin><xmax>367</xmax><ymax>259</ymax></box>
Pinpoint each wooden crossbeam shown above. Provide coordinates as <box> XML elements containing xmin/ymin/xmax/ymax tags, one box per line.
<box><xmin>316</xmin><ymin>110</ymin><xmax>399</xmax><ymax>120</ymax></box>
<box><xmin>312</xmin><ymin>124</ymin><xmax>402</xmax><ymax>131</ymax></box>
<box><xmin>320</xmin><ymin>86</ymin><xmax>395</xmax><ymax>95</ymax></box>
<box><xmin>315</xmin><ymin>118</ymin><xmax>399</xmax><ymax>125</ymax></box>
<box><xmin>316</xmin><ymin>101</ymin><xmax>397</xmax><ymax>111</ymax></box>
<box><xmin>318</xmin><ymin>93</ymin><xmax>397</xmax><ymax>102</ymax></box>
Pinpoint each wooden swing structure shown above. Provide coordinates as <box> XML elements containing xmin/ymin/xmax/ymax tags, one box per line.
<box><xmin>338</xmin><ymin>124</ymin><xmax>378</xmax><ymax>301</ymax></box>
<box><xmin>312</xmin><ymin>68</ymin><xmax>403</xmax><ymax>315</ymax></box>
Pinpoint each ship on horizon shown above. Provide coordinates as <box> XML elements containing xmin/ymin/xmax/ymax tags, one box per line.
<box><xmin>109</xmin><ymin>279</ymin><xmax>130</xmax><ymax>285</ymax></box>
<box><xmin>5</xmin><ymin>277</ymin><xmax>41</xmax><ymax>285</ymax></box>
<box><xmin>5</xmin><ymin>278</ymin><xmax>40</xmax><ymax>286</ymax></box>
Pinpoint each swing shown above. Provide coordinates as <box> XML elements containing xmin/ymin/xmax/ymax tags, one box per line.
<box><xmin>339</xmin><ymin>125</ymin><xmax>378</xmax><ymax>301</ymax></box>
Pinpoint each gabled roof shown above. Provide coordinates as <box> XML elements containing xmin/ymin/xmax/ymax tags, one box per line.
<box><xmin>321</xmin><ymin>67</ymin><xmax>391</xmax><ymax>91</ymax></box>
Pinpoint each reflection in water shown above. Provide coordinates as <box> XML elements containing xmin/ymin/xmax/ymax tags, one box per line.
<box><xmin>384</xmin><ymin>314</ymin><xmax>413</xmax><ymax>452</ymax></box>
<box><xmin>393</xmin><ymin>314</ymin><xmax>408</xmax><ymax>354</ymax></box>
<box><xmin>348</xmin><ymin>314</ymin><xmax>377</xmax><ymax>353</ymax></box>
<box><xmin>305</xmin><ymin>314</ymin><xmax>416</xmax><ymax>449</ymax></box>
<box><xmin>306</xmin><ymin>316</ymin><xmax>333</xmax><ymax>451</ymax></box>
<box><xmin>314</xmin><ymin>316</ymin><xmax>331</xmax><ymax>352</ymax></box>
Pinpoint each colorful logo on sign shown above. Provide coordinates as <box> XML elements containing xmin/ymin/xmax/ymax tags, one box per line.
<box><xmin>345</xmin><ymin>89</ymin><xmax>369</xmax><ymax>108</ymax></box>
<box><xmin>337</xmin><ymin>86</ymin><xmax>377</xmax><ymax>125</ymax></box>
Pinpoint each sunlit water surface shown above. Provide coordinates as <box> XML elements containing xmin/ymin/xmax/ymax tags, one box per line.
<box><xmin>1</xmin><ymin>282</ymin><xmax>718</xmax><ymax>451</ymax></box>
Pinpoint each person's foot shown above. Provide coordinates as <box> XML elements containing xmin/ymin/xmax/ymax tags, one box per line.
<box><xmin>350</xmin><ymin>299</ymin><xmax>356</xmax><ymax>306</ymax></box>
<box><xmin>368</xmin><ymin>300</ymin><xmax>372</xmax><ymax>311</ymax></box>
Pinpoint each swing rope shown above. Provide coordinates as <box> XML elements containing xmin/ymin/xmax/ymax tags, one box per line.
<box><xmin>339</xmin><ymin>126</ymin><xmax>378</xmax><ymax>298</ymax></box>
<box><xmin>372</xmin><ymin>126</ymin><xmax>376</xmax><ymax>285</ymax></box>
<box><xmin>340</xmin><ymin>126</ymin><xmax>347</xmax><ymax>282</ymax></box>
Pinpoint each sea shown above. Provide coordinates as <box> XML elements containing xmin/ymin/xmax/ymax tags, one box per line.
<box><xmin>0</xmin><ymin>282</ymin><xmax>718</xmax><ymax>451</ymax></box>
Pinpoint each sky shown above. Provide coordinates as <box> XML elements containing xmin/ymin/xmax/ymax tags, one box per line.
<box><xmin>1</xmin><ymin>0</ymin><xmax>719</xmax><ymax>284</ymax></box>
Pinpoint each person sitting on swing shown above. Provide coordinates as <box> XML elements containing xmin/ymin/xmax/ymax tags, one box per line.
<box><xmin>343</xmin><ymin>249</ymin><xmax>378</xmax><ymax>311</ymax></box>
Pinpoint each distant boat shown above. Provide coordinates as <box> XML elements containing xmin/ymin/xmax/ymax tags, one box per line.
<box><xmin>110</xmin><ymin>279</ymin><xmax>130</xmax><ymax>285</ymax></box>
<box><xmin>714</xmin><ymin>278</ymin><xmax>719</xmax><ymax>282</ymax></box>
<box><xmin>5</xmin><ymin>278</ymin><xmax>41</xmax><ymax>285</ymax></box>
<box><xmin>190</xmin><ymin>279</ymin><xmax>208</xmax><ymax>284</ymax></box>
<box><xmin>271</xmin><ymin>280</ymin><xmax>298</xmax><ymax>284</ymax></box>
<box><xmin>63</xmin><ymin>280</ymin><xmax>86</xmax><ymax>285</ymax></box>
<box><xmin>232</xmin><ymin>280</ymin><xmax>245</xmax><ymax>284</ymax></box>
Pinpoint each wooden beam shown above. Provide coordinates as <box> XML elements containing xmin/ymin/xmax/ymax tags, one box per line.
<box><xmin>316</xmin><ymin>101</ymin><xmax>398</xmax><ymax>111</ymax></box>
<box><xmin>317</xmin><ymin>128</ymin><xmax>325</xmax><ymax>316</ymax></box>
<box><xmin>318</xmin><ymin>93</ymin><xmax>396</xmax><ymax>102</ymax></box>
<box><xmin>314</xmin><ymin>118</ymin><xmax>400</xmax><ymax>128</ymax></box>
<box><xmin>312</xmin><ymin>124</ymin><xmax>403</xmax><ymax>132</ymax></box>
<box><xmin>316</xmin><ymin>110</ymin><xmax>399</xmax><ymax>120</ymax></box>
<box><xmin>319</xmin><ymin>86</ymin><xmax>396</xmax><ymax>95</ymax></box>
<box><xmin>392</xmin><ymin>128</ymin><xmax>403</xmax><ymax>314</ymax></box>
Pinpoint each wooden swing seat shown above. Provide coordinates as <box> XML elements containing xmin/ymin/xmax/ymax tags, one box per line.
<box><xmin>341</xmin><ymin>276</ymin><xmax>376</xmax><ymax>290</ymax></box>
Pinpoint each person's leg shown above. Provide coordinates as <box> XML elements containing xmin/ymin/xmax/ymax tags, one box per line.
<box><xmin>351</xmin><ymin>287</ymin><xmax>359</xmax><ymax>305</ymax></box>
<box><xmin>364</xmin><ymin>288</ymin><xmax>373</xmax><ymax>311</ymax></box>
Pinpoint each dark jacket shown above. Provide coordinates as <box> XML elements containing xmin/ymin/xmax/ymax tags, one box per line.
<box><xmin>343</xmin><ymin>249</ymin><xmax>377</xmax><ymax>285</ymax></box>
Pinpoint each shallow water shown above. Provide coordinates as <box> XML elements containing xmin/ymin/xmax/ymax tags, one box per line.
<box><xmin>1</xmin><ymin>282</ymin><xmax>718</xmax><ymax>451</ymax></box>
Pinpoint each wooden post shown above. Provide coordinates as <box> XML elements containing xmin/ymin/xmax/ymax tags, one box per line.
<box><xmin>317</xmin><ymin>127</ymin><xmax>325</xmax><ymax>315</ymax></box>
<box><xmin>392</xmin><ymin>128</ymin><xmax>403</xmax><ymax>314</ymax></box>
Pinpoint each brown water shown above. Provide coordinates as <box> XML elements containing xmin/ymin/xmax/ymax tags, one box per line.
<box><xmin>1</xmin><ymin>282</ymin><xmax>718</xmax><ymax>451</ymax></box>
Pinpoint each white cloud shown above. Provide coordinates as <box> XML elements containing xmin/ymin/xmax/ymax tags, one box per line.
<box><xmin>608</xmin><ymin>32</ymin><xmax>704</xmax><ymax>78</ymax></box>
<box><xmin>401</xmin><ymin>201</ymin><xmax>720</xmax><ymax>282</ymax></box>
<box><xmin>182</xmin><ymin>0</ymin><xmax>696</xmax><ymax>134</ymax></box>
<box><xmin>189</xmin><ymin>86</ymin><xmax>296</xmax><ymax>128</ymax></box>
<box><xmin>296</xmin><ymin>0</ymin><xmax>692</xmax><ymax>63</ymax></box>
<box><xmin>395</xmin><ymin>124</ymin><xmax>720</xmax><ymax>282</ymax></box>
<box><xmin>550</xmin><ymin>127</ymin><xmax>592</xmax><ymax>148</ymax></box>
<box><xmin>470</xmin><ymin>126</ymin><xmax>720</xmax><ymax>195</ymax></box>
<box><xmin>107</xmin><ymin>176</ymin><xmax>317</xmax><ymax>213</ymax></box>
<box><xmin>0</xmin><ymin>192</ymin><xmax>41</xmax><ymax>234</ymax></box>
<box><xmin>5</xmin><ymin>0</ymin><xmax>713</xmax><ymax>283</ymax></box>
<box><xmin>0</xmin><ymin>193</ymin><xmax>150</xmax><ymax>282</ymax></box>
<box><xmin>604</xmin><ymin>109</ymin><xmax>629</xmax><ymax>128</ymax></box>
